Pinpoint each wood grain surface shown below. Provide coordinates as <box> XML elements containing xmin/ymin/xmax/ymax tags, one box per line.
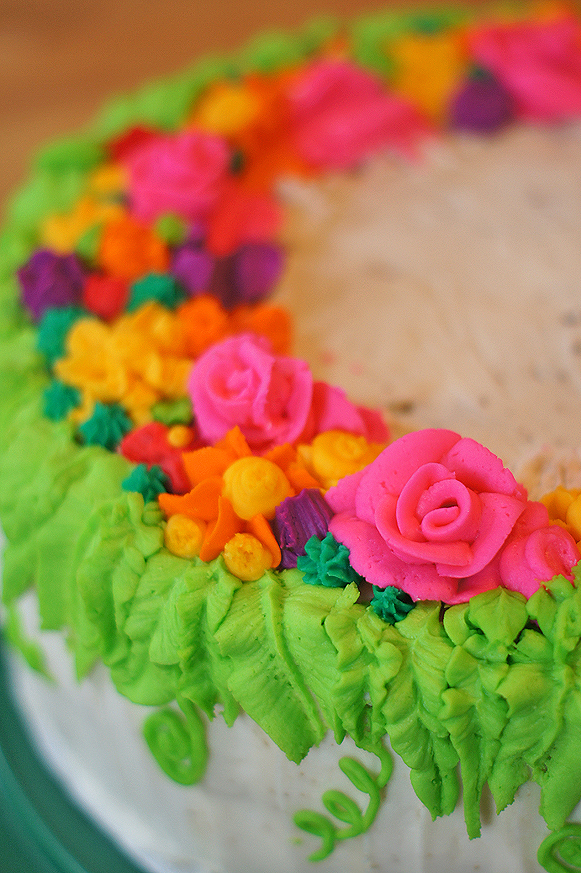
<box><xmin>0</xmin><ymin>0</ymin><xmax>424</xmax><ymax>209</ymax></box>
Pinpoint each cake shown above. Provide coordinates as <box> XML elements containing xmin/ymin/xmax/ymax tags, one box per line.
<box><xmin>3</xmin><ymin>4</ymin><xmax>581</xmax><ymax>872</ymax></box>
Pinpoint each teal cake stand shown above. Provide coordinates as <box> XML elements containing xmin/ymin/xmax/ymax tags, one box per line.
<box><xmin>0</xmin><ymin>634</ymin><xmax>145</xmax><ymax>873</ymax></box>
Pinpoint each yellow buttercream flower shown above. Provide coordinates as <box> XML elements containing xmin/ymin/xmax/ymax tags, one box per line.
<box><xmin>222</xmin><ymin>456</ymin><xmax>292</xmax><ymax>520</ymax></box>
<box><xmin>164</xmin><ymin>514</ymin><xmax>206</xmax><ymax>559</ymax></box>
<box><xmin>223</xmin><ymin>532</ymin><xmax>274</xmax><ymax>582</ymax></box>
<box><xmin>298</xmin><ymin>430</ymin><xmax>385</xmax><ymax>489</ymax></box>
<box><xmin>191</xmin><ymin>81</ymin><xmax>264</xmax><ymax>137</ymax></box>
<box><xmin>87</xmin><ymin>162</ymin><xmax>127</xmax><ymax>197</ymax></box>
<box><xmin>390</xmin><ymin>30</ymin><xmax>466</xmax><ymax>121</ymax></box>
<box><xmin>40</xmin><ymin>196</ymin><xmax>124</xmax><ymax>254</ymax></box>
<box><xmin>542</xmin><ymin>485</ymin><xmax>581</xmax><ymax>541</ymax></box>
<box><xmin>54</xmin><ymin>303</ymin><xmax>194</xmax><ymax>425</ymax></box>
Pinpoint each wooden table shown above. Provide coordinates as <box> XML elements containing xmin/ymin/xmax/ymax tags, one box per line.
<box><xmin>0</xmin><ymin>0</ymin><xmax>405</xmax><ymax>208</ymax></box>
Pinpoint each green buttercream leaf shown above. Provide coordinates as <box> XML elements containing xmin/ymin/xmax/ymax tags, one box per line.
<box><xmin>34</xmin><ymin>137</ymin><xmax>104</xmax><ymax>173</ymax></box>
<box><xmin>177</xmin><ymin>558</ymin><xmax>241</xmax><ymax>725</ymax></box>
<box><xmin>282</xmin><ymin>571</ymin><xmax>352</xmax><ymax>743</ymax></box>
<box><xmin>376</xmin><ymin>602</ymin><xmax>459</xmax><ymax>820</ymax></box>
<box><xmin>323</xmin><ymin>585</ymin><xmax>370</xmax><ymax>745</ymax></box>
<box><xmin>466</xmin><ymin>587</ymin><xmax>529</xmax><ymax>645</ymax></box>
<box><xmin>2</xmin><ymin>606</ymin><xmax>52</xmax><ymax>680</ymax></box>
<box><xmin>75</xmin><ymin>492</ymin><xmax>163</xmax><ymax>658</ymax></box>
<box><xmin>215</xmin><ymin>568</ymin><xmax>327</xmax><ymax>762</ymax></box>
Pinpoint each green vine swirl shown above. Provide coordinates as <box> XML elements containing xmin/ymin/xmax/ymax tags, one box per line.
<box><xmin>143</xmin><ymin>694</ymin><xmax>208</xmax><ymax>786</ymax></box>
<box><xmin>538</xmin><ymin>825</ymin><xmax>581</xmax><ymax>873</ymax></box>
<box><xmin>293</xmin><ymin>745</ymin><xmax>393</xmax><ymax>861</ymax></box>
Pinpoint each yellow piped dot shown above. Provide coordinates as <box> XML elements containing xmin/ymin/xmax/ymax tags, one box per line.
<box><xmin>222</xmin><ymin>456</ymin><xmax>291</xmax><ymax>520</ymax></box>
<box><xmin>164</xmin><ymin>514</ymin><xmax>206</xmax><ymax>559</ymax></box>
<box><xmin>223</xmin><ymin>533</ymin><xmax>273</xmax><ymax>582</ymax></box>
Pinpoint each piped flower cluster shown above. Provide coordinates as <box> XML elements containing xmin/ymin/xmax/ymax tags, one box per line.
<box><xmin>15</xmin><ymin>2</ymin><xmax>581</xmax><ymax>613</ymax></box>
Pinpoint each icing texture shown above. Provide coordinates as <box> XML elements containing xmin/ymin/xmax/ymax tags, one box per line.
<box><xmin>328</xmin><ymin>429</ymin><xmax>580</xmax><ymax>604</ymax></box>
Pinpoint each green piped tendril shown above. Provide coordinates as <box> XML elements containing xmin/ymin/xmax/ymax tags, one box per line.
<box><xmin>293</xmin><ymin>745</ymin><xmax>393</xmax><ymax>861</ymax></box>
<box><xmin>538</xmin><ymin>825</ymin><xmax>581</xmax><ymax>873</ymax></box>
<box><xmin>142</xmin><ymin>694</ymin><xmax>208</xmax><ymax>786</ymax></box>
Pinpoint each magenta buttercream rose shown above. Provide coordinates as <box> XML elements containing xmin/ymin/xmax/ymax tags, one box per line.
<box><xmin>288</xmin><ymin>58</ymin><xmax>430</xmax><ymax>170</ymax></box>
<box><xmin>469</xmin><ymin>14</ymin><xmax>581</xmax><ymax>121</ymax></box>
<box><xmin>326</xmin><ymin>429</ymin><xmax>580</xmax><ymax>604</ymax></box>
<box><xmin>498</xmin><ymin>501</ymin><xmax>580</xmax><ymax>599</ymax></box>
<box><xmin>188</xmin><ymin>334</ymin><xmax>313</xmax><ymax>452</ymax></box>
<box><xmin>188</xmin><ymin>334</ymin><xmax>389</xmax><ymax>453</ymax></box>
<box><xmin>123</xmin><ymin>130</ymin><xmax>230</xmax><ymax>223</ymax></box>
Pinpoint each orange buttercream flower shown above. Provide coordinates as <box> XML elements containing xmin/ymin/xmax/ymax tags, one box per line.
<box><xmin>190</xmin><ymin>71</ymin><xmax>310</xmax><ymax>193</ymax></box>
<box><xmin>176</xmin><ymin>295</ymin><xmax>230</xmax><ymax>358</ymax></box>
<box><xmin>229</xmin><ymin>304</ymin><xmax>292</xmax><ymax>355</ymax></box>
<box><xmin>97</xmin><ymin>213</ymin><xmax>169</xmax><ymax>281</ymax></box>
<box><xmin>159</xmin><ymin>427</ymin><xmax>320</xmax><ymax>572</ymax></box>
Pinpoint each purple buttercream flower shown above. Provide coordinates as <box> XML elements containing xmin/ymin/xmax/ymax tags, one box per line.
<box><xmin>210</xmin><ymin>242</ymin><xmax>284</xmax><ymax>310</ymax></box>
<box><xmin>449</xmin><ymin>68</ymin><xmax>515</xmax><ymax>133</ymax></box>
<box><xmin>171</xmin><ymin>241</ymin><xmax>215</xmax><ymax>297</ymax></box>
<box><xmin>232</xmin><ymin>243</ymin><xmax>284</xmax><ymax>304</ymax></box>
<box><xmin>17</xmin><ymin>249</ymin><xmax>85</xmax><ymax>322</ymax></box>
<box><xmin>273</xmin><ymin>488</ymin><xmax>334</xmax><ymax>569</ymax></box>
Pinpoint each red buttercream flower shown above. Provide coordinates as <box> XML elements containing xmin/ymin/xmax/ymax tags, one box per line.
<box><xmin>120</xmin><ymin>421</ymin><xmax>200</xmax><ymax>494</ymax></box>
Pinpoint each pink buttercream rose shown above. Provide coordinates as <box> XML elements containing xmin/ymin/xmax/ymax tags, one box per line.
<box><xmin>288</xmin><ymin>58</ymin><xmax>431</xmax><ymax>170</ymax></box>
<box><xmin>188</xmin><ymin>334</ymin><xmax>313</xmax><ymax>452</ymax></box>
<box><xmin>188</xmin><ymin>335</ymin><xmax>389</xmax><ymax>453</ymax></box>
<box><xmin>499</xmin><ymin>501</ymin><xmax>580</xmax><ymax>599</ymax></box>
<box><xmin>469</xmin><ymin>14</ymin><xmax>581</xmax><ymax>121</ymax></box>
<box><xmin>123</xmin><ymin>130</ymin><xmax>231</xmax><ymax>223</ymax></box>
<box><xmin>327</xmin><ymin>429</ymin><xmax>580</xmax><ymax>604</ymax></box>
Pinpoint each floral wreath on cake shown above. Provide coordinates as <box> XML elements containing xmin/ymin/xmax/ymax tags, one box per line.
<box><xmin>3</xmin><ymin>4</ymin><xmax>581</xmax><ymax>871</ymax></box>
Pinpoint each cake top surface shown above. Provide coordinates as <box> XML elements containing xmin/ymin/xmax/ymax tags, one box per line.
<box><xmin>3</xmin><ymin>3</ymin><xmax>581</xmax><ymax>870</ymax></box>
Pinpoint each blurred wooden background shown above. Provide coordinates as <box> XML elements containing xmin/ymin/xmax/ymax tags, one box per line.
<box><xmin>0</xmin><ymin>0</ymin><xmax>424</xmax><ymax>209</ymax></box>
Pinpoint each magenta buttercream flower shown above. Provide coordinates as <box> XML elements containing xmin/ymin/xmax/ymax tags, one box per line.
<box><xmin>468</xmin><ymin>14</ymin><xmax>581</xmax><ymax>121</ymax></box>
<box><xmin>326</xmin><ymin>428</ymin><xmax>579</xmax><ymax>604</ymax></box>
<box><xmin>301</xmin><ymin>382</ymin><xmax>389</xmax><ymax>444</ymax></box>
<box><xmin>288</xmin><ymin>58</ymin><xmax>430</xmax><ymax>170</ymax></box>
<box><xmin>499</xmin><ymin>501</ymin><xmax>580</xmax><ymax>599</ymax></box>
<box><xmin>188</xmin><ymin>334</ymin><xmax>313</xmax><ymax>452</ymax></box>
<box><xmin>123</xmin><ymin>130</ymin><xmax>231</xmax><ymax>223</ymax></box>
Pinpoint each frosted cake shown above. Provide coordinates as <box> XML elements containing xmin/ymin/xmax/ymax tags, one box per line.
<box><xmin>3</xmin><ymin>4</ymin><xmax>581</xmax><ymax>873</ymax></box>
